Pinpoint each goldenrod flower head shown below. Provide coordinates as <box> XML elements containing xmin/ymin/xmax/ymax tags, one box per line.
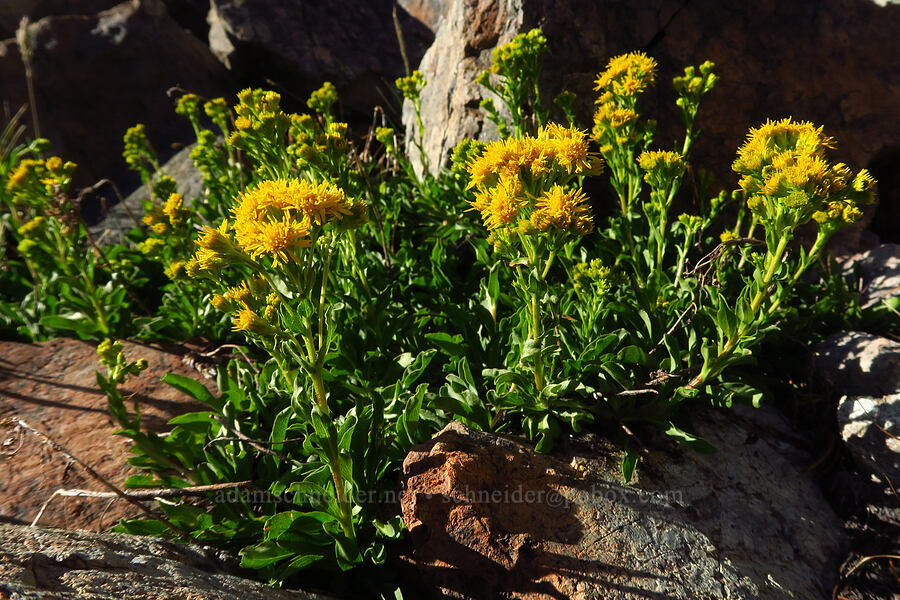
<box><xmin>137</xmin><ymin>237</ymin><xmax>165</xmax><ymax>255</ymax></box>
<box><xmin>467</xmin><ymin>125</ymin><xmax>597</xmax><ymax>190</ymax></box>
<box><xmin>18</xmin><ymin>216</ymin><xmax>46</xmax><ymax>238</ymax></box>
<box><xmin>677</xmin><ymin>213</ymin><xmax>702</xmax><ymax>232</ymax></box>
<box><xmin>235</xmin><ymin>116</ymin><xmax>252</xmax><ymax>131</ymax></box>
<box><xmin>396</xmin><ymin>70</ymin><xmax>426</xmax><ymax>101</ymax></box>
<box><xmin>45</xmin><ymin>156</ymin><xmax>63</xmax><ymax>172</ymax></box>
<box><xmin>175</xmin><ymin>93</ymin><xmax>202</xmax><ymax>119</ymax></box>
<box><xmin>198</xmin><ymin>219</ymin><xmax>239</xmax><ymax>255</ymax></box>
<box><xmin>151</xmin><ymin>222</ymin><xmax>169</xmax><ymax>235</ymax></box>
<box><xmin>490</xmin><ymin>28</ymin><xmax>547</xmax><ymax>79</ymax></box>
<box><xmin>224</xmin><ymin>280</ymin><xmax>256</xmax><ymax>306</ymax></box>
<box><xmin>232</xmin><ymin>307</ymin><xmax>277</xmax><ymax>335</ymax></box>
<box><xmin>594</xmin><ymin>52</ymin><xmax>657</xmax><ymax>98</ymax></box>
<box><xmin>852</xmin><ymin>169</ymin><xmax>875</xmax><ymax>192</ymax></box>
<box><xmin>164</xmin><ymin>260</ymin><xmax>187</xmax><ymax>281</ymax></box>
<box><xmin>638</xmin><ymin>150</ymin><xmax>685</xmax><ymax>187</ymax></box>
<box><xmin>572</xmin><ymin>259</ymin><xmax>614</xmax><ymax>293</ymax></box>
<box><xmin>720</xmin><ymin>230</ymin><xmax>736</xmax><ymax>243</ymax></box>
<box><xmin>375</xmin><ymin>127</ymin><xmax>395</xmax><ymax>148</ymax></box>
<box><xmin>163</xmin><ymin>192</ymin><xmax>188</xmax><ymax>225</ymax></box>
<box><xmin>97</xmin><ymin>339</ymin><xmax>124</xmax><ymax>367</ymax></box>
<box><xmin>6</xmin><ymin>159</ymin><xmax>42</xmax><ymax>195</ymax></box>
<box><xmin>531</xmin><ymin>185</ymin><xmax>594</xmax><ymax>234</ymax></box>
<box><xmin>188</xmin><ymin>248</ymin><xmax>226</xmax><ymax>276</ymax></box>
<box><xmin>477</xmin><ymin>176</ymin><xmax>522</xmax><ymax>230</ymax></box>
<box><xmin>733</xmin><ymin>117</ymin><xmax>874</xmax><ymax>230</ymax></box>
<box><xmin>238</xmin><ymin>217</ymin><xmax>311</xmax><ymax>267</ymax></box>
<box><xmin>307</xmin><ymin>81</ymin><xmax>339</xmax><ymax>115</ymax></box>
<box><xmin>537</xmin><ymin>124</ymin><xmax>595</xmax><ymax>174</ymax></box>
<box><xmin>210</xmin><ymin>294</ymin><xmax>232</xmax><ymax>312</ymax></box>
<box><xmin>204</xmin><ymin>97</ymin><xmax>230</xmax><ymax>121</ymax></box>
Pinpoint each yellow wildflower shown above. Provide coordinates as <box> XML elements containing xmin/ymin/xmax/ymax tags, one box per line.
<box><xmin>594</xmin><ymin>51</ymin><xmax>657</xmax><ymax>98</ymax></box>
<box><xmin>479</xmin><ymin>176</ymin><xmax>522</xmax><ymax>230</ymax></box>
<box><xmin>531</xmin><ymin>185</ymin><xmax>594</xmax><ymax>234</ymax></box>
<box><xmin>232</xmin><ymin>307</ymin><xmax>277</xmax><ymax>335</ymax></box>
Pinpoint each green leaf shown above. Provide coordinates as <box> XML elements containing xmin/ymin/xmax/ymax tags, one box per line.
<box><xmin>400</xmin><ymin>349</ymin><xmax>437</xmax><ymax>388</ymax></box>
<box><xmin>665</xmin><ymin>422</ymin><xmax>717</xmax><ymax>453</ymax></box>
<box><xmin>616</xmin><ymin>345</ymin><xmax>647</xmax><ymax>366</ymax></box>
<box><xmin>162</xmin><ymin>372</ymin><xmax>222</xmax><ymax>410</ymax></box>
<box><xmin>425</xmin><ymin>332</ymin><xmax>466</xmax><ymax>358</ymax></box>
<box><xmin>622</xmin><ymin>448</ymin><xmax>639</xmax><ymax>484</ymax></box>
<box><xmin>240</xmin><ymin>541</ymin><xmax>295</xmax><ymax>569</ymax></box>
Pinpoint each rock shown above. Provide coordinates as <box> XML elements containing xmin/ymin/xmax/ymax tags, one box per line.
<box><xmin>0</xmin><ymin>0</ymin><xmax>120</xmax><ymax>38</ymax></box>
<box><xmin>401</xmin><ymin>414</ymin><xmax>842</xmax><ymax>599</ymax></box>
<box><xmin>0</xmin><ymin>0</ymin><xmax>232</xmax><ymax>192</ymax></box>
<box><xmin>0</xmin><ymin>523</ymin><xmax>330</xmax><ymax>599</ymax></box>
<box><xmin>841</xmin><ymin>243</ymin><xmax>900</xmax><ymax>308</ymax></box>
<box><xmin>405</xmin><ymin>0</ymin><xmax>900</xmax><ymax>199</ymax></box>
<box><xmin>0</xmin><ymin>338</ymin><xmax>216</xmax><ymax>530</ymax></box>
<box><xmin>206</xmin><ymin>0</ymin><xmax>433</xmax><ymax>119</ymax></box>
<box><xmin>809</xmin><ymin>332</ymin><xmax>900</xmax><ymax>398</ymax></box>
<box><xmin>838</xmin><ymin>393</ymin><xmax>900</xmax><ymax>481</ymax></box>
<box><xmin>397</xmin><ymin>0</ymin><xmax>448</xmax><ymax>31</ymax></box>
<box><xmin>89</xmin><ymin>142</ymin><xmax>204</xmax><ymax>245</ymax></box>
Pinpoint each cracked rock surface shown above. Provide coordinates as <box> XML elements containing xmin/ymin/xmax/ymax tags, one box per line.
<box><xmin>0</xmin><ymin>523</ymin><xmax>330</xmax><ymax>599</ymax></box>
<box><xmin>401</xmin><ymin>410</ymin><xmax>843</xmax><ymax>599</ymax></box>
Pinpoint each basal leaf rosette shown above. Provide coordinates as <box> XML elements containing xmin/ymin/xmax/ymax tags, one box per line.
<box><xmin>732</xmin><ymin>117</ymin><xmax>875</xmax><ymax>233</ymax></box>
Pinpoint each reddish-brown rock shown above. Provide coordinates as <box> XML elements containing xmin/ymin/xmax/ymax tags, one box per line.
<box><xmin>0</xmin><ymin>338</ymin><xmax>214</xmax><ymax>530</ymax></box>
<box><xmin>401</xmin><ymin>415</ymin><xmax>843</xmax><ymax>599</ymax></box>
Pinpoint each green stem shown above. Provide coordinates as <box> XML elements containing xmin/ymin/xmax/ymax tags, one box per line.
<box><xmin>687</xmin><ymin>232</ymin><xmax>791</xmax><ymax>389</ymax></box>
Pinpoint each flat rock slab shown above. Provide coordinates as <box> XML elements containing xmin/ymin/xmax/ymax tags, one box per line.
<box><xmin>401</xmin><ymin>409</ymin><xmax>843</xmax><ymax>599</ymax></box>
<box><xmin>0</xmin><ymin>338</ymin><xmax>214</xmax><ymax>530</ymax></box>
<box><xmin>0</xmin><ymin>523</ymin><xmax>329</xmax><ymax>599</ymax></box>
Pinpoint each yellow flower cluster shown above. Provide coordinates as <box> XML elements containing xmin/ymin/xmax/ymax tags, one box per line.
<box><xmin>732</xmin><ymin>118</ymin><xmax>875</xmax><ymax>227</ymax></box>
<box><xmin>143</xmin><ymin>193</ymin><xmax>189</xmax><ymax>235</ymax></box>
<box><xmin>572</xmin><ymin>258</ymin><xmax>614</xmax><ymax>294</ymax></box>
<box><xmin>6</xmin><ymin>156</ymin><xmax>77</xmax><ymax>202</ymax></box>
<box><xmin>188</xmin><ymin>178</ymin><xmax>364</xmax><ymax>273</ymax></box>
<box><xmin>638</xmin><ymin>150</ymin><xmax>685</xmax><ymax>184</ymax></box>
<box><xmin>465</xmin><ymin>125</ymin><xmax>600</xmax><ymax>236</ymax></box>
<box><xmin>592</xmin><ymin>52</ymin><xmax>658</xmax><ymax>155</ymax></box>
<box><xmin>210</xmin><ymin>276</ymin><xmax>279</xmax><ymax>335</ymax></box>
<box><xmin>594</xmin><ymin>51</ymin><xmax>658</xmax><ymax>98</ymax></box>
<box><xmin>467</xmin><ymin>124</ymin><xmax>600</xmax><ymax>191</ymax></box>
<box><xmin>228</xmin><ymin>88</ymin><xmax>290</xmax><ymax>150</ymax></box>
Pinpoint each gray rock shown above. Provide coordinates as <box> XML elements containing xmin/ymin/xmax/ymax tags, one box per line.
<box><xmin>0</xmin><ymin>523</ymin><xmax>332</xmax><ymax>599</ymax></box>
<box><xmin>90</xmin><ymin>142</ymin><xmax>204</xmax><ymax>245</ymax></box>
<box><xmin>405</xmin><ymin>0</ymin><xmax>900</xmax><ymax>199</ymax></box>
<box><xmin>841</xmin><ymin>243</ymin><xmax>900</xmax><ymax>308</ymax></box>
<box><xmin>0</xmin><ymin>0</ymin><xmax>232</xmax><ymax>190</ymax></box>
<box><xmin>401</xmin><ymin>0</ymin><xmax>522</xmax><ymax>176</ymax></box>
<box><xmin>838</xmin><ymin>393</ymin><xmax>900</xmax><ymax>481</ymax></box>
<box><xmin>809</xmin><ymin>332</ymin><xmax>900</xmax><ymax>398</ymax></box>
<box><xmin>0</xmin><ymin>0</ymin><xmax>120</xmax><ymax>39</ymax></box>
<box><xmin>401</xmin><ymin>411</ymin><xmax>843</xmax><ymax>599</ymax></box>
<box><xmin>206</xmin><ymin>0</ymin><xmax>433</xmax><ymax>119</ymax></box>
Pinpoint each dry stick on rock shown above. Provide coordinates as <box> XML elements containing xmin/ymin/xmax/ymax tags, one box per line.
<box><xmin>31</xmin><ymin>481</ymin><xmax>254</xmax><ymax>527</ymax></box>
<box><xmin>0</xmin><ymin>416</ymin><xmax>191</xmax><ymax>539</ymax></box>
